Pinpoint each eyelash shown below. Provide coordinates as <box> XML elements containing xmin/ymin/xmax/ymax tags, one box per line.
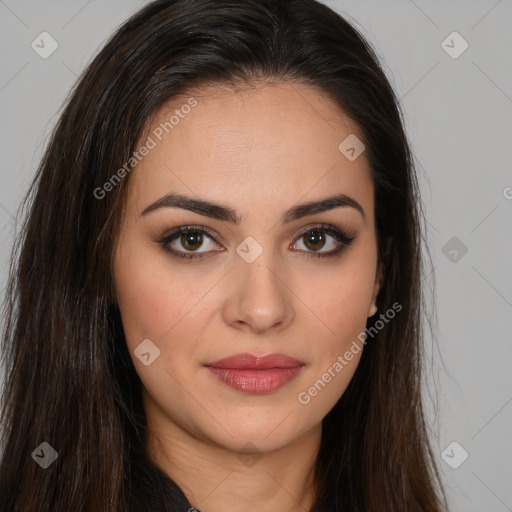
<box><xmin>156</xmin><ymin>223</ymin><xmax>356</xmax><ymax>262</ymax></box>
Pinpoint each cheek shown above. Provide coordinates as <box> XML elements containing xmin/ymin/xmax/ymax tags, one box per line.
<box><xmin>293</xmin><ymin>271</ymin><xmax>369</xmax><ymax>423</ymax></box>
<box><xmin>299</xmin><ymin>257</ymin><xmax>376</xmax><ymax>350</ymax></box>
<box><xmin>113</xmin><ymin>240</ymin><xmax>200</xmax><ymax>352</ymax></box>
<box><xmin>291</xmin><ymin>254</ymin><xmax>376</xmax><ymax>411</ymax></box>
<box><xmin>114</xmin><ymin>246</ymin><xmax>212</xmax><ymax>420</ymax></box>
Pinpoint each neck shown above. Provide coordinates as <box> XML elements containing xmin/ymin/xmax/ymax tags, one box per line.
<box><xmin>144</xmin><ymin>393</ymin><xmax>321</xmax><ymax>512</ymax></box>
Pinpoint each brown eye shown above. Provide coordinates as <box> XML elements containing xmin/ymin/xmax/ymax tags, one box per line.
<box><xmin>180</xmin><ymin>231</ymin><xmax>203</xmax><ymax>251</ymax></box>
<box><xmin>158</xmin><ymin>223</ymin><xmax>356</xmax><ymax>263</ymax></box>
<box><xmin>291</xmin><ymin>223</ymin><xmax>356</xmax><ymax>259</ymax></box>
<box><xmin>158</xmin><ymin>225</ymin><xmax>222</xmax><ymax>261</ymax></box>
<box><xmin>302</xmin><ymin>229</ymin><xmax>326</xmax><ymax>251</ymax></box>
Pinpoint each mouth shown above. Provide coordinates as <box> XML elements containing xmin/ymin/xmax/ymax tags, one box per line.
<box><xmin>204</xmin><ymin>353</ymin><xmax>305</xmax><ymax>394</ymax></box>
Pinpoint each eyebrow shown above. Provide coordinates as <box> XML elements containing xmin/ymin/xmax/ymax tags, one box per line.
<box><xmin>141</xmin><ymin>191</ymin><xmax>365</xmax><ymax>224</ymax></box>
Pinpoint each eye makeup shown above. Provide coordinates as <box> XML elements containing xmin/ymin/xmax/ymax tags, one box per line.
<box><xmin>155</xmin><ymin>222</ymin><xmax>357</xmax><ymax>262</ymax></box>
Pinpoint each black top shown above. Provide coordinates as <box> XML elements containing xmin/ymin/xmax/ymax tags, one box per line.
<box><xmin>130</xmin><ymin>449</ymin><xmax>203</xmax><ymax>512</ymax></box>
<box><xmin>173</xmin><ymin>482</ymin><xmax>200</xmax><ymax>512</ymax></box>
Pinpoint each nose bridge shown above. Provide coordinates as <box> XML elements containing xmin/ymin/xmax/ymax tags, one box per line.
<box><xmin>222</xmin><ymin>236</ymin><xmax>295</xmax><ymax>332</ymax></box>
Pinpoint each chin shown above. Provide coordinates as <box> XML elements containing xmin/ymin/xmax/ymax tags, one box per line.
<box><xmin>203</xmin><ymin>413</ymin><xmax>308</xmax><ymax>453</ymax></box>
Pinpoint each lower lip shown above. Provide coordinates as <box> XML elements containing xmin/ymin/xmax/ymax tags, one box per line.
<box><xmin>206</xmin><ymin>367</ymin><xmax>304</xmax><ymax>394</ymax></box>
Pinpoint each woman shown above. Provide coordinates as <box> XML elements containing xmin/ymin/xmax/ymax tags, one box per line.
<box><xmin>0</xmin><ymin>0</ymin><xmax>447</xmax><ymax>510</ymax></box>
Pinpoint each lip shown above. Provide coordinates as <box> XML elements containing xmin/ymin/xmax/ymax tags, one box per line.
<box><xmin>204</xmin><ymin>353</ymin><xmax>305</xmax><ymax>394</ymax></box>
<box><xmin>204</xmin><ymin>353</ymin><xmax>305</xmax><ymax>370</ymax></box>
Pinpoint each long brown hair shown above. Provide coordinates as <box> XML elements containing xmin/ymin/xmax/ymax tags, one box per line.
<box><xmin>0</xmin><ymin>0</ymin><xmax>447</xmax><ymax>510</ymax></box>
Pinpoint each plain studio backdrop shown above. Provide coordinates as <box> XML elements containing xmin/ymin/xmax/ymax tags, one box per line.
<box><xmin>0</xmin><ymin>1</ymin><xmax>511</xmax><ymax>511</ymax></box>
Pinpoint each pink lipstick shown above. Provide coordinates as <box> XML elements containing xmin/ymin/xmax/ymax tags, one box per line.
<box><xmin>204</xmin><ymin>353</ymin><xmax>305</xmax><ymax>394</ymax></box>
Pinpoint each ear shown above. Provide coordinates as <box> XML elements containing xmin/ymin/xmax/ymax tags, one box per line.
<box><xmin>368</xmin><ymin>263</ymin><xmax>383</xmax><ymax>317</ymax></box>
<box><xmin>368</xmin><ymin>236</ymin><xmax>391</xmax><ymax>318</ymax></box>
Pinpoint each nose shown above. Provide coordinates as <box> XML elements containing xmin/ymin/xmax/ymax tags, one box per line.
<box><xmin>221</xmin><ymin>250</ymin><xmax>296</xmax><ymax>335</ymax></box>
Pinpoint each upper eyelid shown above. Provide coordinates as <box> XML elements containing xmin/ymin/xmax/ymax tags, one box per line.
<box><xmin>159</xmin><ymin>223</ymin><xmax>354</xmax><ymax>247</ymax></box>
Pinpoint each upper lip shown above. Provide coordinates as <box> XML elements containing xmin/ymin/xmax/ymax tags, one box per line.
<box><xmin>204</xmin><ymin>353</ymin><xmax>305</xmax><ymax>370</ymax></box>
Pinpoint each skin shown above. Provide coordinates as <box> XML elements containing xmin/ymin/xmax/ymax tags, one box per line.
<box><xmin>113</xmin><ymin>81</ymin><xmax>384</xmax><ymax>512</ymax></box>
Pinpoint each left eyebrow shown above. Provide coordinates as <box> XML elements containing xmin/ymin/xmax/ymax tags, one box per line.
<box><xmin>140</xmin><ymin>191</ymin><xmax>366</xmax><ymax>224</ymax></box>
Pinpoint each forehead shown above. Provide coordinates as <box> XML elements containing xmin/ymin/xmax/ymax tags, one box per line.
<box><xmin>127</xmin><ymin>81</ymin><xmax>374</xmax><ymax>222</ymax></box>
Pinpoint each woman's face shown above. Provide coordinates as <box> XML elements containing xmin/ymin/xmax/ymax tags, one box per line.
<box><xmin>113</xmin><ymin>81</ymin><xmax>383</xmax><ymax>453</ymax></box>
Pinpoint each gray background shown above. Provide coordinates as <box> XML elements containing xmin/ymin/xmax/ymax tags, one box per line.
<box><xmin>0</xmin><ymin>1</ymin><xmax>511</xmax><ymax>510</ymax></box>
